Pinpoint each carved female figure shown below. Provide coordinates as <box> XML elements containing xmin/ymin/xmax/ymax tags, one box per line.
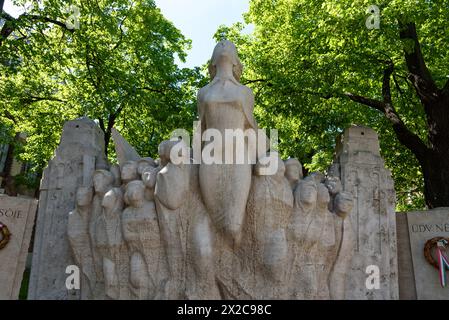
<box><xmin>312</xmin><ymin>183</ymin><xmax>337</xmax><ymax>300</ymax></box>
<box><xmin>154</xmin><ymin>140</ymin><xmax>190</xmax><ymax>298</ymax></box>
<box><xmin>123</xmin><ymin>180</ymin><xmax>167</xmax><ymax>299</ymax></box>
<box><xmin>89</xmin><ymin>169</ymin><xmax>114</xmax><ymax>298</ymax></box>
<box><xmin>95</xmin><ymin>187</ymin><xmax>127</xmax><ymax>300</ymax></box>
<box><xmin>198</xmin><ymin>40</ymin><xmax>260</xmax><ymax>246</ymax></box>
<box><xmin>287</xmin><ymin>178</ymin><xmax>319</xmax><ymax>299</ymax></box>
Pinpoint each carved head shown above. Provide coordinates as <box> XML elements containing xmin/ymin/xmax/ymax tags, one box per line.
<box><xmin>109</xmin><ymin>163</ymin><xmax>122</xmax><ymax>187</ymax></box>
<box><xmin>316</xmin><ymin>183</ymin><xmax>331</xmax><ymax>209</ymax></box>
<box><xmin>324</xmin><ymin>175</ymin><xmax>342</xmax><ymax>196</ymax></box>
<box><xmin>124</xmin><ymin>180</ymin><xmax>145</xmax><ymax>208</ymax></box>
<box><xmin>284</xmin><ymin>158</ymin><xmax>303</xmax><ymax>187</ymax></box>
<box><xmin>137</xmin><ymin>157</ymin><xmax>156</xmax><ymax>175</ymax></box>
<box><xmin>296</xmin><ymin>179</ymin><xmax>317</xmax><ymax>208</ymax></box>
<box><xmin>254</xmin><ymin>152</ymin><xmax>283</xmax><ymax>177</ymax></box>
<box><xmin>141</xmin><ymin>167</ymin><xmax>158</xmax><ymax>189</ymax></box>
<box><xmin>76</xmin><ymin>186</ymin><xmax>93</xmax><ymax>207</ymax></box>
<box><xmin>334</xmin><ymin>191</ymin><xmax>354</xmax><ymax>218</ymax></box>
<box><xmin>208</xmin><ymin>40</ymin><xmax>243</xmax><ymax>82</ymax></box>
<box><xmin>158</xmin><ymin>140</ymin><xmax>185</xmax><ymax>166</ymax></box>
<box><xmin>101</xmin><ymin>188</ymin><xmax>124</xmax><ymax>215</ymax></box>
<box><xmin>121</xmin><ymin>161</ymin><xmax>138</xmax><ymax>182</ymax></box>
<box><xmin>93</xmin><ymin>169</ymin><xmax>114</xmax><ymax>194</ymax></box>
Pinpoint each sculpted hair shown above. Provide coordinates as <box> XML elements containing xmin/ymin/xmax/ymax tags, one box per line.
<box><xmin>94</xmin><ymin>169</ymin><xmax>114</xmax><ymax>186</ymax></box>
<box><xmin>208</xmin><ymin>40</ymin><xmax>243</xmax><ymax>82</ymax></box>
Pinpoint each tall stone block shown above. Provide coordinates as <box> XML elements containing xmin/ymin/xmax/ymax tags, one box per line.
<box><xmin>330</xmin><ymin>126</ymin><xmax>399</xmax><ymax>299</ymax></box>
<box><xmin>0</xmin><ymin>195</ymin><xmax>37</xmax><ymax>299</ymax></box>
<box><xmin>28</xmin><ymin>118</ymin><xmax>107</xmax><ymax>300</ymax></box>
<box><xmin>398</xmin><ymin>208</ymin><xmax>449</xmax><ymax>300</ymax></box>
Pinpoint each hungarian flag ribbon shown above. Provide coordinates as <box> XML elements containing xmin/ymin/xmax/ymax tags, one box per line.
<box><xmin>437</xmin><ymin>240</ymin><xmax>449</xmax><ymax>288</ymax></box>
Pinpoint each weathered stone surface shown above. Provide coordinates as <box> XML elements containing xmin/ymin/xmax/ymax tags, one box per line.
<box><xmin>396</xmin><ymin>212</ymin><xmax>417</xmax><ymax>300</ymax></box>
<box><xmin>406</xmin><ymin>208</ymin><xmax>449</xmax><ymax>300</ymax></box>
<box><xmin>31</xmin><ymin>41</ymin><xmax>400</xmax><ymax>300</ymax></box>
<box><xmin>0</xmin><ymin>195</ymin><xmax>37</xmax><ymax>300</ymax></box>
<box><xmin>62</xmin><ymin>41</ymin><xmax>358</xmax><ymax>300</ymax></box>
<box><xmin>28</xmin><ymin>118</ymin><xmax>107</xmax><ymax>300</ymax></box>
<box><xmin>111</xmin><ymin>128</ymin><xmax>141</xmax><ymax>169</ymax></box>
<box><xmin>331</xmin><ymin>126</ymin><xmax>399</xmax><ymax>300</ymax></box>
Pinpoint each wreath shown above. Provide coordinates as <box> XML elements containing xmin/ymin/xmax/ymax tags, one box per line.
<box><xmin>424</xmin><ymin>236</ymin><xmax>449</xmax><ymax>269</ymax></box>
<box><xmin>0</xmin><ymin>222</ymin><xmax>11</xmax><ymax>250</ymax></box>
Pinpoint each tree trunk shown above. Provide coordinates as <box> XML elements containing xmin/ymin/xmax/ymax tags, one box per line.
<box><xmin>420</xmin><ymin>94</ymin><xmax>449</xmax><ymax>208</ymax></box>
<box><xmin>420</xmin><ymin>151</ymin><xmax>449</xmax><ymax>209</ymax></box>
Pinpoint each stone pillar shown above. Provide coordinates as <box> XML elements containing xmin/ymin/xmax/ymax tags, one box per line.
<box><xmin>28</xmin><ymin>118</ymin><xmax>107</xmax><ymax>300</ymax></box>
<box><xmin>0</xmin><ymin>195</ymin><xmax>37</xmax><ymax>299</ymax></box>
<box><xmin>330</xmin><ymin>126</ymin><xmax>399</xmax><ymax>300</ymax></box>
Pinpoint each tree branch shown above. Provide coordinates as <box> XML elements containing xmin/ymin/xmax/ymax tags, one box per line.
<box><xmin>344</xmin><ymin>93</ymin><xmax>384</xmax><ymax>112</ymax></box>
<box><xmin>20</xmin><ymin>96</ymin><xmax>66</xmax><ymax>105</ymax></box>
<box><xmin>345</xmin><ymin>65</ymin><xmax>429</xmax><ymax>161</ymax></box>
<box><xmin>443</xmin><ymin>77</ymin><xmax>449</xmax><ymax>96</ymax></box>
<box><xmin>398</xmin><ymin>20</ymin><xmax>439</xmax><ymax>103</ymax></box>
<box><xmin>138</xmin><ymin>87</ymin><xmax>165</xmax><ymax>94</ymax></box>
<box><xmin>1</xmin><ymin>110</ymin><xmax>17</xmax><ymax>124</ymax></box>
<box><xmin>0</xmin><ymin>12</ymin><xmax>74</xmax><ymax>46</ymax></box>
<box><xmin>111</xmin><ymin>16</ymin><xmax>127</xmax><ymax>51</ymax></box>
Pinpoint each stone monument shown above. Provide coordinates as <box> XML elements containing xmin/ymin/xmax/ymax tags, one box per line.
<box><xmin>330</xmin><ymin>126</ymin><xmax>399</xmax><ymax>300</ymax></box>
<box><xmin>0</xmin><ymin>195</ymin><xmax>37</xmax><ymax>299</ymax></box>
<box><xmin>28</xmin><ymin>41</ymin><xmax>398</xmax><ymax>300</ymax></box>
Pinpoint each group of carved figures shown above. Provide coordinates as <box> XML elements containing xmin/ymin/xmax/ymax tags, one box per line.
<box><xmin>67</xmin><ymin>40</ymin><xmax>355</xmax><ymax>300</ymax></box>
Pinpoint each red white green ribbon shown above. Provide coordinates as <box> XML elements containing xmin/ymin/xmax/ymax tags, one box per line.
<box><xmin>437</xmin><ymin>240</ymin><xmax>449</xmax><ymax>287</ymax></box>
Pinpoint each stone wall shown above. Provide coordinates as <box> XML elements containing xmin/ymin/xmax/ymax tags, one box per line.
<box><xmin>396</xmin><ymin>208</ymin><xmax>449</xmax><ymax>300</ymax></box>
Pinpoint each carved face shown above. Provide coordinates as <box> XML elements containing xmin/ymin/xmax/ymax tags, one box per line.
<box><xmin>125</xmin><ymin>181</ymin><xmax>145</xmax><ymax>208</ymax></box>
<box><xmin>324</xmin><ymin>176</ymin><xmax>342</xmax><ymax>196</ymax></box>
<box><xmin>93</xmin><ymin>170</ymin><xmax>113</xmax><ymax>194</ymax></box>
<box><xmin>212</xmin><ymin>40</ymin><xmax>238</xmax><ymax>65</ymax></box>
<box><xmin>209</xmin><ymin>40</ymin><xmax>242</xmax><ymax>81</ymax></box>
<box><xmin>158</xmin><ymin>140</ymin><xmax>179</xmax><ymax>166</ymax></box>
<box><xmin>102</xmin><ymin>189</ymin><xmax>119</xmax><ymax>212</ymax></box>
<box><xmin>317</xmin><ymin>183</ymin><xmax>330</xmax><ymax>207</ymax></box>
<box><xmin>76</xmin><ymin>187</ymin><xmax>93</xmax><ymax>207</ymax></box>
<box><xmin>285</xmin><ymin>164</ymin><xmax>301</xmax><ymax>185</ymax></box>
<box><xmin>121</xmin><ymin>161</ymin><xmax>138</xmax><ymax>182</ymax></box>
<box><xmin>141</xmin><ymin>168</ymin><xmax>157</xmax><ymax>189</ymax></box>
<box><xmin>137</xmin><ymin>158</ymin><xmax>156</xmax><ymax>175</ymax></box>
<box><xmin>298</xmin><ymin>181</ymin><xmax>317</xmax><ymax>206</ymax></box>
<box><xmin>109</xmin><ymin>164</ymin><xmax>121</xmax><ymax>186</ymax></box>
<box><xmin>335</xmin><ymin>192</ymin><xmax>354</xmax><ymax>218</ymax></box>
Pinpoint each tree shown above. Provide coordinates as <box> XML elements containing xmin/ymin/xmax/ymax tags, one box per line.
<box><xmin>0</xmin><ymin>0</ymin><xmax>204</xmax><ymax>188</ymax></box>
<box><xmin>216</xmin><ymin>0</ymin><xmax>449</xmax><ymax>209</ymax></box>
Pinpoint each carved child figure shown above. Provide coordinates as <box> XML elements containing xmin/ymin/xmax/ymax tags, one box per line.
<box><xmin>284</xmin><ymin>158</ymin><xmax>303</xmax><ymax>190</ymax></box>
<box><xmin>122</xmin><ymin>180</ymin><xmax>166</xmax><ymax>300</ymax></box>
<box><xmin>312</xmin><ymin>183</ymin><xmax>337</xmax><ymax>300</ymax></box>
<box><xmin>89</xmin><ymin>169</ymin><xmax>114</xmax><ymax>299</ymax></box>
<box><xmin>154</xmin><ymin>140</ymin><xmax>190</xmax><ymax>298</ymax></box>
<box><xmin>287</xmin><ymin>177</ymin><xmax>319</xmax><ymax>299</ymax></box>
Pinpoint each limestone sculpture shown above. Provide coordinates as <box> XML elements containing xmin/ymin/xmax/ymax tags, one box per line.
<box><xmin>197</xmin><ymin>40</ymin><xmax>259</xmax><ymax>247</ymax></box>
<box><xmin>62</xmin><ymin>41</ymin><xmax>373</xmax><ymax>300</ymax></box>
